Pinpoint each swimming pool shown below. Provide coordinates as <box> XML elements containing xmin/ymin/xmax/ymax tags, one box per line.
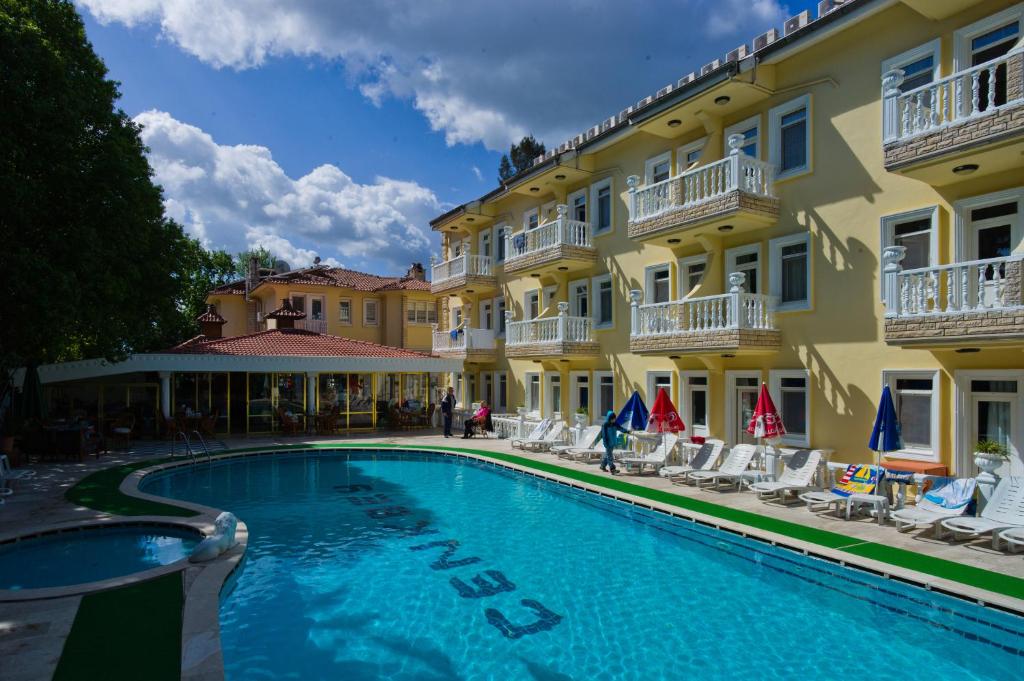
<box><xmin>142</xmin><ymin>450</ymin><xmax>1024</xmax><ymax>681</ymax></box>
<box><xmin>0</xmin><ymin>524</ymin><xmax>200</xmax><ymax>591</ymax></box>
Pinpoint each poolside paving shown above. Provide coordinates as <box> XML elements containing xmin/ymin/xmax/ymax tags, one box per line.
<box><xmin>0</xmin><ymin>431</ymin><xmax>1022</xmax><ymax>680</ymax></box>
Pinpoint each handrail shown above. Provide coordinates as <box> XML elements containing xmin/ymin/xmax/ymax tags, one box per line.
<box><xmin>505</xmin><ymin>205</ymin><xmax>593</xmax><ymax>262</ymax></box>
<box><xmin>431</xmin><ymin>253</ymin><xmax>493</xmax><ymax>283</ymax></box>
<box><xmin>172</xmin><ymin>431</ymin><xmax>195</xmax><ymax>463</ymax></box>
<box><xmin>190</xmin><ymin>430</ymin><xmax>213</xmax><ymax>461</ymax></box>
<box><xmin>883</xmin><ymin>249</ymin><xmax>1023</xmax><ymax>318</ymax></box>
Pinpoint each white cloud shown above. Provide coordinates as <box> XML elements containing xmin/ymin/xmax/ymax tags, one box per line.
<box><xmin>471</xmin><ymin>166</ymin><xmax>483</xmax><ymax>182</ymax></box>
<box><xmin>81</xmin><ymin>0</ymin><xmax>790</xmax><ymax>151</ymax></box>
<box><xmin>135</xmin><ymin>110</ymin><xmax>441</xmax><ymax>271</ymax></box>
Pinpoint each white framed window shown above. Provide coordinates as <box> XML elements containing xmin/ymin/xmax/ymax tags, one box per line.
<box><xmin>568</xmin><ymin>188</ymin><xmax>587</xmax><ymax>223</ymax></box>
<box><xmin>880</xmin><ymin>207</ymin><xmax>938</xmax><ymax>297</ymax></box>
<box><xmin>645</xmin><ymin>264</ymin><xmax>672</xmax><ymax>304</ymax></box>
<box><xmin>480</xmin><ymin>299</ymin><xmax>493</xmax><ymax>331</ymax></box>
<box><xmin>525</xmin><ymin>290</ymin><xmax>540</xmax><ymax>320</ymax></box>
<box><xmin>725</xmin><ymin>243</ymin><xmax>761</xmax><ymax>294</ymax></box>
<box><xmin>954</xmin><ymin>4</ymin><xmax>1023</xmax><ymax>71</ymax></box>
<box><xmin>769</xmin><ymin>94</ymin><xmax>811</xmax><ymax>179</ymax></box>
<box><xmin>570</xmin><ymin>371</ymin><xmax>590</xmax><ymax>420</ymax></box>
<box><xmin>479</xmin><ymin>230</ymin><xmax>492</xmax><ymax>259</ymax></box>
<box><xmin>407</xmin><ymin>301</ymin><xmax>437</xmax><ymax>325</ymax></box>
<box><xmin>523</xmin><ymin>207</ymin><xmax>540</xmax><ymax>231</ymax></box>
<box><xmin>644</xmin><ymin>151</ymin><xmax>672</xmax><ymax>185</ymax></box>
<box><xmin>676</xmin><ymin>137</ymin><xmax>706</xmax><ymax>174</ymax></box>
<box><xmin>953</xmin><ymin>188</ymin><xmax>1023</xmax><ymax>263</ymax></box>
<box><xmin>541</xmin><ymin>200</ymin><xmax>557</xmax><ymax>223</ymax></box>
<box><xmin>363</xmin><ymin>299</ymin><xmax>379</xmax><ymax>326</ymax></box>
<box><xmin>495</xmin><ymin>296</ymin><xmax>506</xmax><ymax>337</ymax></box>
<box><xmin>769</xmin><ymin>232</ymin><xmax>811</xmax><ymax>311</ymax></box>
<box><xmin>451</xmin><ymin>239</ymin><xmax>466</xmax><ymax>258</ymax></box>
<box><xmin>544</xmin><ymin>373</ymin><xmax>562</xmax><ymax>417</ymax></box>
<box><xmin>724</xmin><ymin>115</ymin><xmax>759</xmax><ymax>158</ymax></box>
<box><xmin>339</xmin><ymin>299</ymin><xmax>352</xmax><ymax>325</ymax></box>
<box><xmin>594</xmin><ymin>371</ymin><xmax>615</xmax><ymax>421</ymax></box>
<box><xmin>452</xmin><ymin>306</ymin><xmax>463</xmax><ymax>328</ymax></box>
<box><xmin>493</xmin><ymin>371</ymin><xmax>508</xmax><ymax>412</ymax></box>
<box><xmin>569</xmin><ymin>279</ymin><xmax>589</xmax><ymax>318</ymax></box>
<box><xmin>726</xmin><ymin>371</ymin><xmax>762</xmax><ymax>446</ymax></box>
<box><xmin>681</xmin><ymin>371</ymin><xmax>709</xmax><ymax>438</ymax></box>
<box><xmin>646</xmin><ymin>371</ymin><xmax>673</xmax><ymax>406</ymax></box>
<box><xmin>494</xmin><ymin>223</ymin><xmax>508</xmax><ymax>263</ymax></box>
<box><xmin>678</xmin><ymin>254</ymin><xmax>708</xmax><ymax>297</ymax></box>
<box><xmin>592</xmin><ymin>274</ymin><xmax>614</xmax><ymax>329</ymax></box>
<box><xmin>884</xmin><ymin>370</ymin><xmax>941</xmax><ymax>462</ymax></box>
<box><xmin>590</xmin><ymin>178</ymin><xmax>613</xmax><ymax>235</ymax></box>
<box><xmin>882</xmin><ymin>39</ymin><xmax>940</xmax><ymax>94</ymax></box>
<box><xmin>769</xmin><ymin>370</ymin><xmax>810</xmax><ymax>447</ymax></box>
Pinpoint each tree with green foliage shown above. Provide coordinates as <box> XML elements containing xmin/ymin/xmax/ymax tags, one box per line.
<box><xmin>498</xmin><ymin>135</ymin><xmax>546</xmax><ymax>181</ymax></box>
<box><xmin>0</xmin><ymin>0</ymin><xmax>217</xmax><ymax>385</ymax></box>
<box><xmin>233</xmin><ymin>245</ymin><xmax>277</xmax><ymax>278</ymax></box>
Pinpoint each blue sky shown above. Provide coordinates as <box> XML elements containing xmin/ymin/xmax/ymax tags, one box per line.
<box><xmin>76</xmin><ymin>0</ymin><xmax>820</xmax><ymax>274</ymax></box>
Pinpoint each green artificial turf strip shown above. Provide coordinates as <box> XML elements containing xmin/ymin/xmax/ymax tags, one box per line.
<box><xmin>65</xmin><ymin>458</ymin><xmax>197</xmax><ymax>517</ymax></box>
<box><xmin>53</xmin><ymin>572</ymin><xmax>183</xmax><ymax>681</ymax></box>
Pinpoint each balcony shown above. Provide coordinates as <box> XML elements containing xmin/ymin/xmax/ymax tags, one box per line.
<box><xmin>430</xmin><ymin>253</ymin><xmax>496</xmax><ymax>296</ymax></box>
<box><xmin>295</xmin><ymin>318</ymin><xmax>328</xmax><ymax>334</ymax></box>
<box><xmin>504</xmin><ymin>303</ymin><xmax>599</xmax><ymax>359</ymax></box>
<box><xmin>627</xmin><ymin>136</ymin><xmax>779</xmax><ymax>245</ymax></box>
<box><xmin>629</xmin><ymin>273</ymin><xmax>780</xmax><ymax>355</ymax></box>
<box><xmin>431</xmin><ymin>326</ymin><xmax>497</xmax><ymax>363</ymax></box>
<box><xmin>882</xmin><ymin>49</ymin><xmax>1024</xmax><ymax>185</ymax></box>
<box><xmin>883</xmin><ymin>248</ymin><xmax>1024</xmax><ymax>347</ymax></box>
<box><xmin>503</xmin><ymin>206</ymin><xmax>597</xmax><ymax>276</ymax></box>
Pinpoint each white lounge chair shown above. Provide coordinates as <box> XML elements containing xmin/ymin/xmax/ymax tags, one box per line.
<box><xmin>747</xmin><ymin>449</ymin><xmax>823</xmax><ymax>503</ymax></box>
<box><xmin>622</xmin><ymin>433</ymin><xmax>679</xmax><ymax>475</ymax></box>
<box><xmin>997</xmin><ymin>526</ymin><xmax>1024</xmax><ymax>554</ymax></box>
<box><xmin>890</xmin><ymin>477</ymin><xmax>977</xmax><ymax>533</ymax></box>
<box><xmin>799</xmin><ymin>464</ymin><xmax>882</xmax><ymax>517</ymax></box>
<box><xmin>938</xmin><ymin>476</ymin><xmax>1024</xmax><ymax>548</ymax></box>
<box><xmin>510</xmin><ymin>419</ymin><xmax>552</xmax><ymax>449</ymax></box>
<box><xmin>519</xmin><ymin>421</ymin><xmax>566</xmax><ymax>452</ymax></box>
<box><xmin>660</xmin><ymin>440</ymin><xmax>726</xmax><ymax>483</ymax></box>
<box><xmin>686</xmin><ymin>444</ymin><xmax>759</xmax><ymax>491</ymax></box>
<box><xmin>552</xmin><ymin>425</ymin><xmax>601</xmax><ymax>459</ymax></box>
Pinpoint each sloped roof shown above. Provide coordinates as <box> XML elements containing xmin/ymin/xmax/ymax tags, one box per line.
<box><xmin>265</xmin><ymin>299</ymin><xmax>306</xmax><ymax>320</ymax></box>
<box><xmin>167</xmin><ymin>329</ymin><xmax>436</xmax><ymax>358</ymax></box>
<box><xmin>196</xmin><ymin>305</ymin><xmax>227</xmax><ymax>323</ymax></box>
<box><xmin>208</xmin><ymin>266</ymin><xmax>430</xmax><ymax>297</ymax></box>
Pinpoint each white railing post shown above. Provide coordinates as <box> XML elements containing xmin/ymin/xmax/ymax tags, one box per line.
<box><xmin>727</xmin><ymin>134</ymin><xmax>744</xmax><ymax>191</ymax></box>
<box><xmin>504</xmin><ymin>310</ymin><xmax>514</xmax><ymax>344</ymax></box>
<box><xmin>882</xmin><ymin>246</ymin><xmax>906</xmax><ymax>318</ymax></box>
<box><xmin>556</xmin><ymin>204</ymin><xmax>569</xmax><ymax>245</ymax></box>
<box><xmin>882</xmin><ymin>68</ymin><xmax>905</xmax><ymax>142</ymax></box>
<box><xmin>557</xmin><ymin>301</ymin><xmax>569</xmax><ymax>341</ymax></box>
<box><xmin>629</xmin><ymin>289</ymin><xmax>642</xmax><ymax>335</ymax></box>
<box><xmin>728</xmin><ymin>272</ymin><xmax>746</xmax><ymax>328</ymax></box>
<box><xmin>627</xmin><ymin>175</ymin><xmax>640</xmax><ymax>222</ymax></box>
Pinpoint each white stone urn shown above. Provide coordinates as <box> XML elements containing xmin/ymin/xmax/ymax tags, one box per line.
<box><xmin>973</xmin><ymin>451</ymin><xmax>1006</xmax><ymax>510</ymax></box>
<box><xmin>573</xmin><ymin>412</ymin><xmax>588</xmax><ymax>429</ymax></box>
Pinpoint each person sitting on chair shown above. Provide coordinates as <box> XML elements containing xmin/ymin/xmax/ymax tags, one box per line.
<box><xmin>463</xmin><ymin>401</ymin><xmax>491</xmax><ymax>438</ymax></box>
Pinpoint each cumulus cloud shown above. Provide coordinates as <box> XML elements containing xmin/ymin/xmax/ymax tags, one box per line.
<box><xmin>81</xmin><ymin>0</ymin><xmax>790</xmax><ymax>151</ymax></box>
<box><xmin>136</xmin><ymin>110</ymin><xmax>441</xmax><ymax>271</ymax></box>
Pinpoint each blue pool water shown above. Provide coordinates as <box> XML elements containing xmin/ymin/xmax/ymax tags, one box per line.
<box><xmin>142</xmin><ymin>450</ymin><xmax>1024</xmax><ymax>681</ymax></box>
<box><xmin>0</xmin><ymin>525</ymin><xmax>199</xmax><ymax>590</ymax></box>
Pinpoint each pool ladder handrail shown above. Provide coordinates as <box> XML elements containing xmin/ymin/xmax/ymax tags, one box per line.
<box><xmin>171</xmin><ymin>431</ymin><xmax>196</xmax><ymax>462</ymax></box>
<box><xmin>189</xmin><ymin>430</ymin><xmax>213</xmax><ymax>462</ymax></box>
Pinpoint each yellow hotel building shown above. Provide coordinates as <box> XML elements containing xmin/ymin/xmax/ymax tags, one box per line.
<box><xmin>428</xmin><ymin>0</ymin><xmax>1024</xmax><ymax>478</ymax></box>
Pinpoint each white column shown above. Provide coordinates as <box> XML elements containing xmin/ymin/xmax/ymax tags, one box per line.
<box><xmin>557</xmin><ymin>301</ymin><xmax>569</xmax><ymax>342</ymax></box>
<box><xmin>974</xmin><ymin>455</ymin><xmax>1002</xmax><ymax>512</ymax></box>
<box><xmin>504</xmin><ymin>310</ymin><xmax>514</xmax><ymax>345</ymax></box>
<box><xmin>727</xmin><ymin>133</ymin><xmax>744</xmax><ymax>191</ymax></box>
<box><xmin>629</xmin><ymin>289</ymin><xmax>642</xmax><ymax>335</ymax></box>
<box><xmin>882</xmin><ymin>246</ymin><xmax>906</xmax><ymax>318</ymax></box>
<box><xmin>626</xmin><ymin>175</ymin><xmax>640</xmax><ymax>222</ymax></box>
<box><xmin>881</xmin><ymin>69</ymin><xmax>905</xmax><ymax>142</ymax></box>
<box><xmin>306</xmin><ymin>372</ymin><xmax>317</xmax><ymax>416</ymax></box>
<box><xmin>728</xmin><ymin>271</ymin><xmax>746</xmax><ymax>329</ymax></box>
<box><xmin>159</xmin><ymin>372</ymin><xmax>172</xmax><ymax>420</ymax></box>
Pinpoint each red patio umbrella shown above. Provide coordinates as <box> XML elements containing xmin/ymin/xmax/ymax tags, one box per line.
<box><xmin>647</xmin><ymin>388</ymin><xmax>685</xmax><ymax>434</ymax></box>
<box><xmin>747</xmin><ymin>383</ymin><xmax>786</xmax><ymax>480</ymax></box>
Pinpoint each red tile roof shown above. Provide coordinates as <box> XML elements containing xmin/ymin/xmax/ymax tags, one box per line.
<box><xmin>265</xmin><ymin>299</ymin><xmax>306</xmax><ymax>319</ymax></box>
<box><xmin>196</xmin><ymin>305</ymin><xmax>227</xmax><ymax>323</ymax></box>
<box><xmin>167</xmin><ymin>329</ymin><xmax>436</xmax><ymax>358</ymax></box>
<box><xmin>209</xmin><ymin>266</ymin><xmax>430</xmax><ymax>297</ymax></box>
<box><xmin>209</xmin><ymin>280</ymin><xmax>247</xmax><ymax>296</ymax></box>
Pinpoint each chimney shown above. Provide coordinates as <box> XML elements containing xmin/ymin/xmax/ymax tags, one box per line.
<box><xmin>406</xmin><ymin>262</ymin><xmax>426</xmax><ymax>281</ymax></box>
<box><xmin>196</xmin><ymin>304</ymin><xmax>227</xmax><ymax>340</ymax></box>
<box><xmin>245</xmin><ymin>255</ymin><xmax>260</xmax><ymax>300</ymax></box>
<box><xmin>265</xmin><ymin>297</ymin><xmax>306</xmax><ymax>330</ymax></box>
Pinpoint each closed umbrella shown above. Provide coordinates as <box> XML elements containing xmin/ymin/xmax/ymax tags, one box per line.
<box><xmin>747</xmin><ymin>383</ymin><xmax>786</xmax><ymax>481</ymax></box>
<box><xmin>868</xmin><ymin>385</ymin><xmax>904</xmax><ymax>478</ymax></box>
<box><xmin>647</xmin><ymin>388</ymin><xmax>684</xmax><ymax>434</ymax></box>
<box><xmin>19</xmin><ymin>362</ymin><xmax>46</xmax><ymax>424</ymax></box>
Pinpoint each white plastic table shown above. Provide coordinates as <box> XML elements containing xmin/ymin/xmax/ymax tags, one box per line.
<box><xmin>846</xmin><ymin>492</ymin><xmax>890</xmax><ymax>524</ymax></box>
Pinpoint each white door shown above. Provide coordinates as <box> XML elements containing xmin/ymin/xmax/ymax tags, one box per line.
<box><xmin>545</xmin><ymin>374</ymin><xmax>563</xmax><ymax>418</ymax></box>
<box><xmin>970</xmin><ymin>379</ymin><xmax>1022</xmax><ymax>477</ymax></box>
<box><xmin>732</xmin><ymin>376</ymin><xmax>759</xmax><ymax>446</ymax></box>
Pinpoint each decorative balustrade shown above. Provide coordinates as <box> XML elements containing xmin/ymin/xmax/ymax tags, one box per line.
<box><xmin>431</xmin><ymin>253</ymin><xmax>493</xmax><ymax>285</ymax></box>
<box><xmin>882</xmin><ymin>247</ymin><xmax>1023</xmax><ymax>317</ymax></box>
<box><xmin>505</xmin><ymin>303</ymin><xmax>593</xmax><ymax>347</ymax></box>
<box><xmin>431</xmin><ymin>326</ymin><xmax>496</xmax><ymax>353</ymax></box>
<box><xmin>505</xmin><ymin>205</ymin><xmax>593</xmax><ymax>263</ymax></box>
<box><xmin>627</xmin><ymin>135</ymin><xmax>776</xmax><ymax>223</ymax></box>
<box><xmin>492</xmin><ymin>414</ymin><xmax>543</xmax><ymax>439</ymax></box>
<box><xmin>295</xmin><ymin>319</ymin><xmax>328</xmax><ymax>334</ymax></box>
<box><xmin>882</xmin><ymin>49</ymin><xmax>1023</xmax><ymax>143</ymax></box>
<box><xmin>630</xmin><ymin>278</ymin><xmax>777</xmax><ymax>339</ymax></box>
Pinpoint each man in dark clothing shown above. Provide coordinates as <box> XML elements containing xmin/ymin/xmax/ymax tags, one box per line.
<box><xmin>441</xmin><ymin>387</ymin><xmax>456</xmax><ymax>438</ymax></box>
<box><xmin>600</xmin><ymin>410</ymin><xmax>631</xmax><ymax>475</ymax></box>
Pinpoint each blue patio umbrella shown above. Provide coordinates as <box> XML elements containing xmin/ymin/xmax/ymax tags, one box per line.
<box><xmin>868</xmin><ymin>385</ymin><xmax>904</xmax><ymax>485</ymax></box>
<box><xmin>615</xmin><ymin>391</ymin><xmax>649</xmax><ymax>431</ymax></box>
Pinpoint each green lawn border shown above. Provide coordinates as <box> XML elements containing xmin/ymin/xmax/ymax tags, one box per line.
<box><xmin>65</xmin><ymin>441</ymin><xmax>1024</xmax><ymax>603</ymax></box>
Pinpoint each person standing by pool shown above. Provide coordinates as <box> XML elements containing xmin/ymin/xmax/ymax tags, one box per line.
<box><xmin>600</xmin><ymin>410</ymin><xmax>630</xmax><ymax>475</ymax></box>
<box><xmin>441</xmin><ymin>387</ymin><xmax>456</xmax><ymax>438</ymax></box>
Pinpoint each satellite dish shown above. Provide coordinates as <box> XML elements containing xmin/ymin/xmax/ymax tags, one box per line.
<box><xmin>273</xmin><ymin>259</ymin><xmax>290</xmax><ymax>273</ymax></box>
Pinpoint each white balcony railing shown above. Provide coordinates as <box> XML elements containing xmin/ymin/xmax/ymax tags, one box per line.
<box><xmin>295</xmin><ymin>318</ymin><xmax>328</xmax><ymax>333</ymax></box>
<box><xmin>431</xmin><ymin>326</ymin><xmax>496</xmax><ymax>353</ymax></box>
<box><xmin>505</xmin><ymin>205</ymin><xmax>592</xmax><ymax>264</ymax></box>
<box><xmin>882</xmin><ymin>248</ymin><xmax>1023</xmax><ymax>318</ymax></box>
<box><xmin>627</xmin><ymin>135</ymin><xmax>776</xmax><ymax>223</ymax></box>
<box><xmin>505</xmin><ymin>303</ymin><xmax>593</xmax><ymax>346</ymax></box>
<box><xmin>883</xmin><ymin>49</ymin><xmax>1023</xmax><ymax>143</ymax></box>
<box><xmin>629</xmin><ymin>272</ymin><xmax>777</xmax><ymax>337</ymax></box>
<box><xmin>431</xmin><ymin>253</ymin><xmax>492</xmax><ymax>285</ymax></box>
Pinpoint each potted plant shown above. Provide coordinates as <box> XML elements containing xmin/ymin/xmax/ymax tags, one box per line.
<box><xmin>573</xmin><ymin>407</ymin><xmax>588</xmax><ymax>429</ymax></box>
<box><xmin>974</xmin><ymin>439</ymin><xmax>1009</xmax><ymax>477</ymax></box>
